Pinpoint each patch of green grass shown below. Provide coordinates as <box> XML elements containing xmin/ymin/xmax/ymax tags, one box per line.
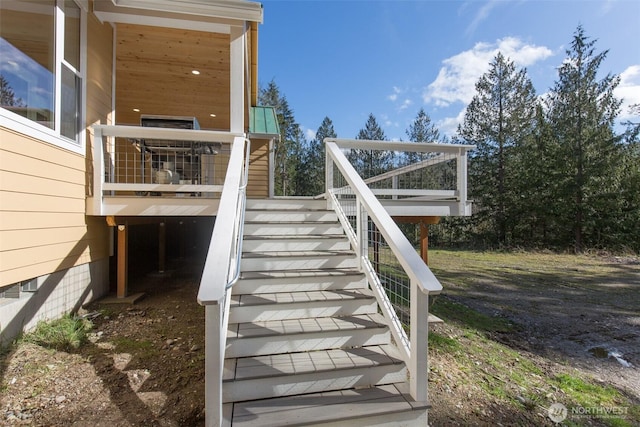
<box><xmin>431</xmin><ymin>297</ymin><xmax>515</xmax><ymax>333</ymax></box>
<box><xmin>554</xmin><ymin>373</ymin><xmax>638</xmax><ymax>427</ymax></box>
<box><xmin>22</xmin><ymin>314</ymin><xmax>92</xmax><ymax>351</ymax></box>
<box><xmin>428</xmin><ymin>331</ymin><xmax>460</xmax><ymax>352</ymax></box>
<box><xmin>555</xmin><ymin>373</ymin><xmax>621</xmax><ymax>407</ymax></box>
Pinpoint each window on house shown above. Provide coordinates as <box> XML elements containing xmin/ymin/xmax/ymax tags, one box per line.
<box><xmin>21</xmin><ymin>278</ymin><xmax>38</xmax><ymax>292</ymax></box>
<box><xmin>0</xmin><ymin>284</ymin><xmax>20</xmax><ymax>299</ymax></box>
<box><xmin>0</xmin><ymin>0</ymin><xmax>84</xmax><ymax>146</ymax></box>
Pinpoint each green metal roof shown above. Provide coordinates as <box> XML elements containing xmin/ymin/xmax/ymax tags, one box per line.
<box><xmin>249</xmin><ymin>106</ymin><xmax>280</xmax><ymax>139</ymax></box>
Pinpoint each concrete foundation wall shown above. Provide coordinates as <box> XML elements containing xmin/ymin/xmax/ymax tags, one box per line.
<box><xmin>0</xmin><ymin>258</ymin><xmax>109</xmax><ymax>347</ymax></box>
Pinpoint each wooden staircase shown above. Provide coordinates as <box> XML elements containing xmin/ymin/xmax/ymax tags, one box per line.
<box><xmin>223</xmin><ymin>199</ymin><xmax>429</xmax><ymax>426</ymax></box>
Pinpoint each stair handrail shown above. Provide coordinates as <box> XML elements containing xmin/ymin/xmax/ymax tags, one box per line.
<box><xmin>225</xmin><ymin>137</ymin><xmax>251</xmax><ymax>289</ymax></box>
<box><xmin>325</xmin><ymin>138</ymin><xmax>443</xmax><ymax>403</ymax></box>
<box><xmin>197</xmin><ymin>135</ymin><xmax>250</xmax><ymax>427</ymax></box>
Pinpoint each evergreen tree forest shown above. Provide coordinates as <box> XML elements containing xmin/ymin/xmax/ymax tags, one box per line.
<box><xmin>257</xmin><ymin>27</ymin><xmax>640</xmax><ymax>254</ymax></box>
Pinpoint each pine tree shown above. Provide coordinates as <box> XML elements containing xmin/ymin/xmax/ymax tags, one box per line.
<box><xmin>0</xmin><ymin>74</ymin><xmax>25</xmax><ymax>107</ymax></box>
<box><xmin>405</xmin><ymin>108</ymin><xmax>442</xmax><ymax>164</ymax></box>
<box><xmin>545</xmin><ymin>25</ymin><xmax>622</xmax><ymax>252</ymax></box>
<box><xmin>348</xmin><ymin>113</ymin><xmax>391</xmax><ymax>179</ymax></box>
<box><xmin>300</xmin><ymin>117</ymin><xmax>336</xmax><ymax>196</ymax></box>
<box><xmin>406</xmin><ymin>108</ymin><xmax>442</xmax><ymax>143</ymax></box>
<box><xmin>288</xmin><ymin>124</ymin><xmax>306</xmax><ymax>196</ymax></box>
<box><xmin>458</xmin><ymin>53</ymin><xmax>538</xmax><ymax>246</ymax></box>
<box><xmin>258</xmin><ymin>80</ymin><xmax>302</xmax><ymax>196</ymax></box>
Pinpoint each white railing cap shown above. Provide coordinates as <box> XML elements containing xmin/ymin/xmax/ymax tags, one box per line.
<box><xmin>93</xmin><ymin>124</ymin><xmax>243</xmax><ymax>143</ymax></box>
<box><xmin>325</xmin><ymin>138</ymin><xmax>475</xmax><ymax>154</ymax></box>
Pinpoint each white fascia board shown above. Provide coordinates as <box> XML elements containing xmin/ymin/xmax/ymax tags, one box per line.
<box><xmin>111</xmin><ymin>0</ymin><xmax>263</xmax><ymax>23</ymax></box>
<box><xmin>93</xmin><ymin>9</ymin><xmax>231</xmax><ymax>33</ymax></box>
<box><xmin>93</xmin><ymin>1</ymin><xmax>234</xmax><ymax>33</ymax></box>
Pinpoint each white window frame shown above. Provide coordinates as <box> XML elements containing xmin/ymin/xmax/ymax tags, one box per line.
<box><xmin>0</xmin><ymin>0</ymin><xmax>87</xmax><ymax>155</ymax></box>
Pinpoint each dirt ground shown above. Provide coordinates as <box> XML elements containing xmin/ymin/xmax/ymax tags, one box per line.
<box><xmin>1</xmin><ymin>252</ymin><xmax>639</xmax><ymax>426</ymax></box>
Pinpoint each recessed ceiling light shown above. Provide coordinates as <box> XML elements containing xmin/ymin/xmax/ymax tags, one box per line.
<box><xmin>192</xmin><ymin>70</ymin><xmax>200</xmax><ymax>75</ymax></box>
<box><xmin>210</xmin><ymin>113</ymin><xmax>216</xmax><ymax>117</ymax></box>
<box><xmin>133</xmin><ymin>108</ymin><xmax>140</xmax><ymax>112</ymax></box>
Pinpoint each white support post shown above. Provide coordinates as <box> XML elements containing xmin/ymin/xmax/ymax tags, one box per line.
<box><xmin>230</xmin><ymin>24</ymin><xmax>246</xmax><ymax>133</ymax></box>
<box><xmin>92</xmin><ymin>126</ymin><xmax>104</xmax><ymax>215</ymax></box>
<box><xmin>205</xmin><ymin>304</ymin><xmax>223</xmax><ymax>427</ymax></box>
<box><xmin>269</xmin><ymin>138</ymin><xmax>275</xmax><ymax>198</ymax></box>
<box><xmin>325</xmin><ymin>142</ymin><xmax>334</xmax><ymax>210</ymax></box>
<box><xmin>410</xmin><ymin>282</ymin><xmax>429</xmax><ymax>402</ymax></box>
<box><xmin>457</xmin><ymin>148</ymin><xmax>468</xmax><ymax>215</ymax></box>
<box><xmin>392</xmin><ymin>175</ymin><xmax>398</xmax><ymax>200</ymax></box>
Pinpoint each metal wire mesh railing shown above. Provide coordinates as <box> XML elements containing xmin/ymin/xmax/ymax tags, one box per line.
<box><xmin>107</xmin><ymin>138</ymin><xmax>230</xmax><ymax>188</ymax></box>
<box><xmin>94</xmin><ymin>125</ymin><xmax>240</xmax><ymax>199</ymax></box>
<box><xmin>331</xmin><ymin>167</ymin><xmax>412</xmax><ymax>327</ymax></box>
<box><xmin>363</xmin><ymin>150</ymin><xmax>459</xmax><ymax>201</ymax></box>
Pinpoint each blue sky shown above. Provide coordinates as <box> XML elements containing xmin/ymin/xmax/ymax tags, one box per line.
<box><xmin>257</xmin><ymin>0</ymin><xmax>640</xmax><ymax>141</ymax></box>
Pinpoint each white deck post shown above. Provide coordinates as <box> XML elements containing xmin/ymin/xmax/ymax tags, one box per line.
<box><xmin>392</xmin><ymin>175</ymin><xmax>398</xmax><ymax>200</ymax></box>
<box><xmin>410</xmin><ymin>281</ymin><xmax>428</xmax><ymax>402</ymax></box>
<box><xmin>457</xmin><ymin>148</ymin><xmax>468</xmax><ymax>215</ymax></box>
<box><xmin>205</xmin><ymin>304</ymin><xmax>223</xmax><ymax>427</ymax></box>
<box><xmin>230</xmin><ymin>23</ymin><xmax>246</xmax><ymax>133</ymax></box>
<box><xmin>92</xmin><ymin>126</ymin><xmax>104</xmax><ymax>215</ymax></box>
<box><xmin>325</xmin><ymin>141</ymin><xmax>334</xmax><ymax>210</ymax></box>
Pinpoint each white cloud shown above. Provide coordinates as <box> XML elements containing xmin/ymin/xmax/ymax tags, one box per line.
<box><xmin>399</xmin><ymin>99</ymin><xmax>413</xmax><ymax>111</ymax></box>
<box><xmin>600</xmin><ymin>0</ymin><xmax>615</xmax><ymax>14</ymax></box>
<box><xmin>305</xmin><ymin>128</ymin><xmax>317</xmax><ymax>141</ymax></box>
<box><xmin>387</xmin><ymin>86</ymin><xmax>402</xmax><ymax>102</ymax></box>
<box><xmin>380</xmin><ymin>113</ymin><xmax>398</xmax><ymax>129</ymax></box>
<box><xmin>423</xmin><ymin>37</ymin><xmax>553</xmax><ymax>107</ymax></box>
<box><xmin>438</xmin><ymin>108</ymin><xmax>467</xmax><ymax>137</ymax></box>
<box><xmin>465</xmin><ymin>1</ymin><xmax>499</xmax><ymax>36</ymax></box>
<box><xmin>615</xmin><ymin>65</ymin><xmax>640</xmax><ymax>120</ymax></box>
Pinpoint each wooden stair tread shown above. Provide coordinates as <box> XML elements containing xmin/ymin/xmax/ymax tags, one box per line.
<box><xmin>245</xmin><ymin>220</ymin><xmax>339</xmax><ymax>224</ymax></box>
<box><xmin>241</xmin><ymin>249</ymin><xmax>354</xmax><ymax>258</ymax></box>
<box><xmin>231</xmin><ymin>289</ymin><xmax>374</xmax><ymax>307</ymax></box>
<box><xmin>238</xmin><ymin>268</ymin><xmax>362</xmax><ymax>280</ymax></box>
<box><xmin>231</xmin><ymin>383</ymin><xmax>428</xmax><ymax>427</ymax></box>
<box><xmin>228</xmin><ymin>313</ymin><xmax>387</xmax><ymax>339</ymax></box>
<box><xmin>226</xmin><ymin>344</ymin><xmax>402</xmax><ymax>381</ymax></box>
<box><xmin>243</xmin><ymin>234</ymin><xmax>347</xmax><ymax>240</ymax></box>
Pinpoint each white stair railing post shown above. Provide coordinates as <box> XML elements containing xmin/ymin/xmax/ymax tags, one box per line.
<box><xmin>92</xmin><ymin>126</ymin><xmax>104</xmax><ymax>215</ymax></box>
<box><xmin>410</xmin><ymin>280</ymin><xmax>429</xmax><ymax>402</ymax></box>
<box><xmin>205</xmin><ymin>304</ymin><xmax>223</xmax><ymax>427</ymax></box>
<box><xmin>325</xmin><ymin>141</ymin><xmax>334</xmax><ymax>210</ymax></box>
<box><xmin>392</xmin><ymin>175</ymin><xmax>398</xmax><ymax>200</ymax></box>
<box><xmin>198</xmin><ymin>136</ymin><xmax>249</xmax><ymax>427</ymax></box>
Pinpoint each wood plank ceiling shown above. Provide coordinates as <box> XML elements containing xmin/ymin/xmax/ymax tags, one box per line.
<box><xmin>115</xmin><ymin>23</ymin><xmax>230</xmax><ymax>130</ymax></box>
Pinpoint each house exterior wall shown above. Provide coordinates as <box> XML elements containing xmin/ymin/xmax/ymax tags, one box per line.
<box><xmin>0</xmin><ymin>259</ymin><xmax>109</xmax><ymax>346</ymax></box>
<box><xmin>0</xmin><ymin>5</ymin><xmax>113</xmax><ymax>344</ymax></box>
<box><xmin>86</xmin><ymin>8</ymin><xmax>115</xmax><ymax>195</ymax></box>
<box><xmin>247</xmin><ymin>139</ymin><xmax>269</xmax><ymax>198</ymax></box>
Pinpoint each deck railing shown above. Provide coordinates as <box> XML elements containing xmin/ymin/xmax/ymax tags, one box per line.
<box><xmin>90</xmin><ymin>125</ymin><xmax>242</xmax><ymax>213</ymax></box>
<box><xmin>324</xmin><ymin>138</ymin><xmax>474</xmax><ymax>402</ymax></box>
<box><xmin>197</xmin><ymin>135</ymin><xmax>251</xmax><ymax>427</ymax></box>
